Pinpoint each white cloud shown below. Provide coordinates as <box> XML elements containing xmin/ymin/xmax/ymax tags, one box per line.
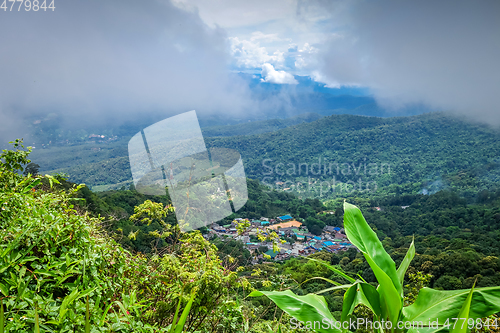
<box><xmin>175</xmin><ymin>0</ymin><xmax>331</xmax><ymax>74</ymax></box>
<box><xmin>298</xmin><ymin>42</ymin><xmax>317</xmax><ymax>54</ymax></box>
<box><xmin>177</xmin><ymin>0</ymin><xmax>500</xmax><ymax>125</ymax></box>
<box><xmin>250</xmin><ymin>31</ymin><xmax>291</xmax><ymax>43</ymax></box>
<box><xmin>0</xmin><ymin>0</ymin><xmax>257</xmax><ymax>142</ymax></box>
<box><xmin>261</xmin><ymin>63</ymin><xmax>298</xmax><ymax>84</ymax></box>
<box><xmin>229</xmin><ymin>37</ymin><xmax>286</xmax><ymax>69</ymax></box>
<box><xmin>294</xmin><ymin>42</ymin><xmax>319</xmax><ymax>70</ymax></box>
<box><xmin>171</xmin><ymin>0</ymin><xmax>298</xmax><ymax>29</ymax></box>
<box><xmin>313</xmin><ymin>0</ymin><xmax>500</xmax><ymax>122</ymax></box>
<box><xmin>310</xmin><ymin>71</ymin><xmax>341</xmax><ymax>88</ymax></box>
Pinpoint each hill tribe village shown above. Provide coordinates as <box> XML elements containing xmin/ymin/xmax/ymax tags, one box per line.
<box><xmin>205</xmin><ymin>214</ymin><xmax>355</xmax><ymax>263</ymax></box>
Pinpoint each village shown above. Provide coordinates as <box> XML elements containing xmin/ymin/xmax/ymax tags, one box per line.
<box><xmin>206</xmin><ymin>214</ymin><xmax>355</xmax><ymax>263</ymax></box>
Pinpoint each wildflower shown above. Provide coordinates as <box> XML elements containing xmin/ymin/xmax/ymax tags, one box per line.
<box><xmin>8</xmin><ymin>318</ymin><xmax>13</xmax><ymax>321</ymax></box>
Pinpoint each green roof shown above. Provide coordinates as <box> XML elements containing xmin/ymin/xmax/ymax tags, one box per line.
<box><xmin>264</xmin><ymin>249</ymin><xmax>278</xmax><ymax>258</ymax></box>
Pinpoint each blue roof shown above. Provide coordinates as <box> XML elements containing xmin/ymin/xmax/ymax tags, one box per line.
<box><xmin>261</xmin><ymin>221</ymin><xmax>270</xmax><ymax>225</ymax></box>
<box><xmin>278</xmin><ymin>215</ymin><xmax>293</xmax><ymax>220</ymax></box>
<box><xmin>314</xmin><ymin>236</ymin><xmax>321</xmax><ymax>240</ymax></box>
<box><xmin>333</xmin><ymin>227</ymin><xmax>341</xmax><ymax>231</ymax></box>
<box><xmin>323</xmin><ymin>241</ymin><xmax>334</xmax><ymax>246</ymax></box>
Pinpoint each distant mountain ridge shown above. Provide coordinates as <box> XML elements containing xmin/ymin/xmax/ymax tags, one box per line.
<box><xmin>207</xmin><ymin>112</ymin><xmax>500</xmax><ymax>199</ymax></box>
<box><xmin>201</xmin><ymin>112</ymin><xmax>323</xmax><ymax>137</ymax></box>
<box><xmin>29</xmin><ymin>112</ymin><xmax>500</xmax><ymax>199</ymax></box>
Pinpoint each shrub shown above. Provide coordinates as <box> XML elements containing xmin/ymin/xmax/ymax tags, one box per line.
<box><xmin>251</xmin><ymin>202</ymin><xmax>500</xmax><ymax>333</ymax></box>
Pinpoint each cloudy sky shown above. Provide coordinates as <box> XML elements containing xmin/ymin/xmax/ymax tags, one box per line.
<box><xmin>1</xmin><ymin>0</ymin><xmax>499</xmax><ymax>140</ymax></box>
<box><xmin>175</xmin><ymin>0</ymin><xmax>500</xmax><ymax>117</ymax></box>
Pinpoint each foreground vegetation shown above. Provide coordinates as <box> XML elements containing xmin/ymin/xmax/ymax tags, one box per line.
<box><xmin>252</xmin><ymin>202</ymin><xmax>500</xmax><ymax>332</ymax></box>
<box><xmin>0</xmin><ymin>141</ymin><xmax>251</xmax><ymax>332</ymax></box>
<box><xmin>2</xmin><ymin>140</ymin><xmax>500</xmax><ymax>332</ymax></box>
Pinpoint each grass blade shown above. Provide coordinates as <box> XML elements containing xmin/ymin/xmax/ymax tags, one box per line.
<box><xmin>99</xmin><ymin>302</ymin><xmax>112</xmax><ymax>327</ymax></box>
<box><xmin>34</xmin><ymin>304</ymin><xmax>40</xmax><ymax>333</ymax></box>
<box><xmin>169</xmin><ymin>297</ymin><xmax>183</xmax><ymax>333</ymax></box>
<box><xmin>174</xmin><ymin>288</ymin><xmax>197</xmax><ymax>333</ymax></box>
<box><xmin>396</xmin><ymin>237</ymin><xmax>415</xmax><ymax>289</ymax></box>
<box><xmin>450</xmin><ymin>281</ymin><xmax>476</xmax><ymax>333</ymax></box>
<box><xmin>85</xmin><ymin>295</ymin><xmax>90</xmax><ymax>333</ymax></box>
<box><xmin>307</xmin><ymin>258</ymin><xmax>356</xmax><ymax>283</ymax></box>
<box><xmin>1</xmin><ymin>297</ymin><xmax>4</xmax><ymax>333</ymax></box>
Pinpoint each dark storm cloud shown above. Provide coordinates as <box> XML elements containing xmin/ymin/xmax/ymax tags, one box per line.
<box><xmin>312</xmin><ymin>0</ymin><xmax>500</xmax><ymax>123</ymax></box>
<box><xmin>0</xmin><ymin>0</ymin><xmax>255</xmax><ymax>140</ymax></box>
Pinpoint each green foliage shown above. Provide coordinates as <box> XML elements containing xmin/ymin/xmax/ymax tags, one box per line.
<box><xmin>208</xmin><ymin>113</ymin><xmax>500</xmax><ymax>200</ymax></box>
<box><xmin>252</xmin><ymin>202</ymin><xmax>500</xmax><ymax>333</ymax></box>
<box><xmin>0</xmin><ymin>142</ymin><xmax>245</xmax><ymax>332</ymax></box>
<box><xmin>450</xmin><ymin>281</ymin><xmax>476</xmax><ymax>333</ymax></box>
<box><xmin>248</xmin><ymin>290</ymin><xmax>338</xmax><ymax>333</ymax></box>
<box><xmin>404</xmin><ymin>271</ymin><xmax>432</xmax><ymax>306</ymax></box>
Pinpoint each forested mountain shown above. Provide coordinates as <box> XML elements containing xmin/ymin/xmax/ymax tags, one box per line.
<box><xmin>207</xmin><ymin>112</ymin><xmax>500</xmax><ymax>200</ymax></box>
<box><xmin>3</xmin><ymin>137</ymin><xmax>500</xmax><ymax>331</ymax></box>
<box><xmin>29</xmin><ymin>112</ymin><xmax>500</xmax><ymax>199</ymax></box>
<box><xmin>201</xmin><ymin>112</ymin><xmax>323</xmax><ymax>137</ymax></box>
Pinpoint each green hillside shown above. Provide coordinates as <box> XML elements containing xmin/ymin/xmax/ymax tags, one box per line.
<box><xmin>207</xmin><ymin>112</ymin><xmax>500</xmax><ymax>199</ymax></box>
<box><xmin>2</xmin><ymin>138</ymin><xmax>500</xmax><ymax>331</ymax></box>
<box><xmin>28</xmin><ymin>112</ymin><xmax>500</xmax><ymax>200</ymax></box>
<box><xmin>201</xmin><ymin>112</ymin><xmax>323</xmax><ymax>137</ymax></box>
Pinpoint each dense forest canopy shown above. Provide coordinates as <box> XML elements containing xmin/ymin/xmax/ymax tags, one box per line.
<box><xmin>27</xmin><ymin>112</ymin><xmax>500</xmax><ymax>201</ymax></box>
<box><xmin>3</xmin><ymin>109</ymin><xmax>500</xmax><ymax>332</ymax></box>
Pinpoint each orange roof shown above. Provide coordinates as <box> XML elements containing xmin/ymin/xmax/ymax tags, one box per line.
<box><xmin>267</xmin><ymin>220</ymin><xmax>303</xmax><ymax>230</ymax></box>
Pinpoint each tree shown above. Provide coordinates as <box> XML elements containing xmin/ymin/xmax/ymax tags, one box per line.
<box><xmin>305</xmin><ymin>217</ymin><xmax>325</xmax><ymax>235</ymax></box>
<box><xmin>23</xmin><ymin>162</ymin><xmax>40</xmax><ymax>176</ymax></box>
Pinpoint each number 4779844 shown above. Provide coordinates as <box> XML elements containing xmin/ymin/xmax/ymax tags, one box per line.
<box><xmin>1</xmin><ymin>0</ymin><xmax>55</xmax><ymax>11</ymax></box>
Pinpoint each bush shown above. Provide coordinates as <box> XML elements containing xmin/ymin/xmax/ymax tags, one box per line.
<box><xmin>0</xmin><ymin>140</ymin><xmax>245</xmax><ymax>332</ymax></box>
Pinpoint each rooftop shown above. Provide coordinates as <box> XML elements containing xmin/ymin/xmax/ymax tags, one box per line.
<box><xmin>267</xmin><ymin>220</ymin><xmax>303</xmax><ymax>230</ymax></box>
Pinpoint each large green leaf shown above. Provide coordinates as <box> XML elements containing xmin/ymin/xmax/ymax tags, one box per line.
<box><xmin>59</xmin><ymin>288</ymin><xmax>80</xmax><ymax>322</ymax></box>
<box><xmin>343</xmin><ymin>202</ymin><xmax>401</xmax><ymax>293</ymax></box>
<box><xmin>343</xmin><ymin>202</ymin><xmax>402</xmax><ymax>323</ymax></box>
<box><xmin>341</xmin><ymin>282</ymin><xmax>381</xmax><ymax>322</ymax></box>
<box><xmin>369</xmin><ymin>256</ymin><xmax>402</xmax><ymax>324</ymax></box>
<box><xmin>396</xmin><ymin>238</ymin><xmax>415</xmax><ymax>290</ymax></box>
<box><xmin>0</xmin><ymin>283</ymin><xmax>8</xmax><ymax>297</ymax></box>
<box><xmin>302</xmin><ymin>276</ymin><xmax>344</xmax><ymax>287</ymax></box>
<box><xmin>403</xmin><ymin>286</ymin><xmax>500</xmax><ymax>329</ymax></box>
<box><xmin>307</xmin><ymin>258</ymin><xmax>356</xmax><ymax>283</ymax></box>
<box><xmin>450</xmin><ymin>282</ymin><xmax>475</xmax><ymax>333</ymax></box>
<box><xmin>316</xmin><ymin>283</ymin><xmax>354</xmax><ymax>295</ymax></box>
<box><xmin>249</xmin><ymin>290</ymin><xmax>340</xmax><ymax>333</ymax></box>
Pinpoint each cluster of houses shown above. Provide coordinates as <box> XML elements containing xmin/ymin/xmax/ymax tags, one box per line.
<box><xmin>207</xmin><ymin>214</ymin><xmax>354</xmax><ymax>263</ymax></box>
